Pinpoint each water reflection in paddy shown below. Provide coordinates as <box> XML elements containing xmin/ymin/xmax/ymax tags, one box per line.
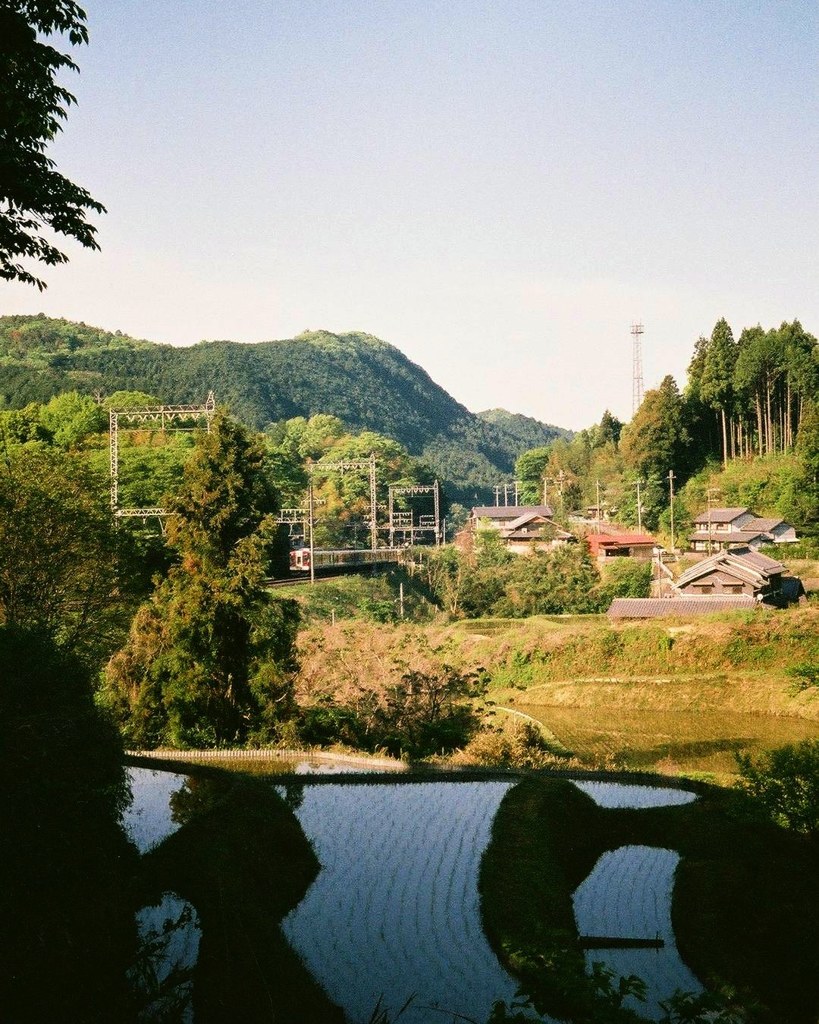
<box><xmin>122</xmin><ymin>766</ymin><xmax>708</xmax><ymax>1022</ymax></box>
<box><xmin>573</xmin><ymin>845</ymin><xmax>702</xmax><ymax>1020</ymax></box>
<box><xmin>282</xmin><ymin>781</ymin><xmax>520</xmax><ymax>1024</ymax></box>
<box><xmin>571</xmin><ymin>779</ymin><xmax>698</xmax><ymax>808</ymax></box>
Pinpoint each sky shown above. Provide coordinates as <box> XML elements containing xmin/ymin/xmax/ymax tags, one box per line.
<box><xmin>3</xmin><ymin>0</ymin><xmax>818</xmax><ymax>430</ymax></box>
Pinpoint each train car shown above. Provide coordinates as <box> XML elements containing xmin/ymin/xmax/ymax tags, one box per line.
<box><xmin>289</xmin><ymin>547</ymin><xmax>402</xmax><ymax>572</ymax></box>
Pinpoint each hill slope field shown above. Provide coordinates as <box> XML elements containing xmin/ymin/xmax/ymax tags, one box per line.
<box><xmin>0</xmin><ymin>316</ymin><xmax>570</xmax><ymax>501</ymax></box>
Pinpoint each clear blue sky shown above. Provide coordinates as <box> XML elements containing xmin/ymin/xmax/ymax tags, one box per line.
<box><xmin>3</xmin><ymin>0</ymin><xmax>817</xmax><ymax>430</ymax></box>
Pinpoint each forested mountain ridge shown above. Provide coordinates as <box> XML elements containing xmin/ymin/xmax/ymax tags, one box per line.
<box><xmin>0</xmin><ymin>315</ymin><xmax>569</xmax><ymax>501</ymax></box>
<box><xmin>478</xmin><ymin>408</ymin><xmax>570</xmax><ymax>451</ymax></box>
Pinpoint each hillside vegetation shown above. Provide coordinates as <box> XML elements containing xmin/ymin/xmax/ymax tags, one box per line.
<box><xmin>514</xmin><ymin>317</ymin><xmax>819</xmax><ymax>538</ymax></box>
<box><xmin>0</xmin><ymin>315</ymin><xmax>569</xmax><ymax>501</ymax></box>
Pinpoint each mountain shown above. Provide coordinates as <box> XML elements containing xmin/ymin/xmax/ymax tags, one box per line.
<box><xmin>477</xmin><ymin>408</ymin><xmax>569</xmax><ymax>452</ymax></box>
<box><xmin>0</xmin><ymin>315</ymin><xmax>571</xmax><ymax>502</ymax></box>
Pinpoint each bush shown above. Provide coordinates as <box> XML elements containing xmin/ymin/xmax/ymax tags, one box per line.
<box><xmin>453</xmin><ymin>721</ymin><xmax>569</xmax><ymax>770</ymax></box>
<box><xmin>736</xmin><ymin>740</ymin><xmax>819</xmax><ymax>834</ymax></box>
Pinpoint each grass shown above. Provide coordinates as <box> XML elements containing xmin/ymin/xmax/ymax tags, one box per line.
<box><xmin>498</xmin><ymin>703</ymin><xmax>819</xmax><ymax>782</ymax></box>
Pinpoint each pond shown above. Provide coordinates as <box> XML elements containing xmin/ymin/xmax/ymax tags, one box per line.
<box><xmin>120</xmin><ymin>765</ymin><xmax>819</xmax><ymax>1024</ymax></box>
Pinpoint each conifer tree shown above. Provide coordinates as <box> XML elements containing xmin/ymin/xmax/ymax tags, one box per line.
<box><xmin>104</xmin><ymin>413</ymin><xmax>299</xmax><ymax>748</ymax></box>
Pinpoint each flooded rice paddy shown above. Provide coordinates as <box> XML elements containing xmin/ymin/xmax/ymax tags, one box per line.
<box><xmin>121</xmin><ymin>763</ymin><xmax>817</xmax><ymax>1023</ymax></box>
<box><xmin>573</xmin><ymin>846</ymin><xmax>701</xmax><ymax>1020</ymax></box>
<box><xmin>282</xmin><ymin>781</ymin><xmax>518</xmax><ymax>1024</ymax></box>
<box><xmin>516</xmin><ymin>704</ymin><xmax>819</xmax><ymax>777</ymax></box>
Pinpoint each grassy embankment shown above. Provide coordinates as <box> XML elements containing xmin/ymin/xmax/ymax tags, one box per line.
<box><xmin>295</xmin><ymin>604</ymin><xmax>819</xmax><ymax>780</ymax></box>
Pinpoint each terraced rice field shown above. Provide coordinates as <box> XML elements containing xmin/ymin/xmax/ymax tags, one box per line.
<box><xmin>573</xmin><ymin>845</ymin><xmax>701</xmax><ymax>1020</ymax></box>
<box><xmin>281</xmin><ymin>781</ymin><xmax>519</xmax><ymax>1024</ymax></box>
<box><xmin>515</xmin><ymin>705</ymin><xmax>819</xmax><ymax>778</ymax></box>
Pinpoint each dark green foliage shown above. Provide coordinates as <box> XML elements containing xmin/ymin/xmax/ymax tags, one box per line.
<box><xmin>497</xmin><ymin>545</ymin><xmax>602</xmax><ymax>616</ymax></box>
<box><xmin>424</xmin><ymin>539</ymin><xmax>650</xmax><ymax>618</ymax></box>
<box><xmin>1</xmin><ymin>626</ymin><xmax>137</xmax><ymax>1021</ymax></box>
<box><xmin>104</xmin><ymin>414</ymin><xmax>300</xmax><ymax>747</ymax></box>
<box><xmin>0</xmin><ymin>316</ymin><xmax>570</xmax><ymax>502</ymax></box>
<box><xmin>620</xmin><ymin>376</ymin><xmax>691</xmax><ymax>499</ymax></box>
<box><xmin>736</xmin><ymin>740</ymin><xmax>819</xmax><ymax>834</ymax></box>
<box><xmin>0</xmin><ymin>3</ymin><xmax>105</xmax><ymax>288</ymax></box>
<box><xmin>515</xmin><ymin>445</ymin><xmax>553</xmax><ymax>504</ymax></box>
<box><xmin>478</xmin><ymin>408</ymin><xmax>569</xmax><ymax>452</ymax></box>
<box><xmin>595</xmin><ymin>558</ymin><xmax>652</xmax><ymax>604</ymax></box>
<box><xmin>0</xmin><ymin>443</ymin><xmax>128</xmax><ymax>662</ymax></box>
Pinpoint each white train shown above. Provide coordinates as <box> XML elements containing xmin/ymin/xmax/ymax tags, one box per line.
<box><xmin>289</xmin><ymin>547</ymin><xmax>403</xmax><ymax>572</ymax></box>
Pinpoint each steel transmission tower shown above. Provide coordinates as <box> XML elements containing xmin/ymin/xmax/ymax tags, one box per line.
<box><xmin>631</xmin><ymin>321</ymin><xmax>645</xmax><ymax>416</ymax></box>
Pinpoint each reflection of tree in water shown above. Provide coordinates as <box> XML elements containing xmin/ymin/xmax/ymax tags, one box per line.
<box><xmin>480</xmin><ymin>777</ymin><xmax>819</xmax><ymax>1024</ymax></box>
<box><xmin>131</xmin><ymin>894</ymin><xmax>200</xmax><ymax>1024</ymax></box>
<box><xmin>141</xmin><ymin>773</ymin><xmax>343</xmax><ymax>1023</ymax></box>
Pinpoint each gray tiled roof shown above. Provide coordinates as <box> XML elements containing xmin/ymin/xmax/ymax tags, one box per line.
<box><xmin>472</xmin><ymin>505</ymin><xmax>554</xmax><ymax>519</ymax></box>
<box><xmin>608</xmin><ymin>596</ymin><xmax>756</xmax><ymax>619</ymax></box>
<box><xmin>692</xmin><ymin>507</ymin><xmax>749</xmax><ymax>524</ymax></box>
<box><xmin>675</xmin><ymin>548</ymin><xmax>784</xmax><ymax>590</ymax></box>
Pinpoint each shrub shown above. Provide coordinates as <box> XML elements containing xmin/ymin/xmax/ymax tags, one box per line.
<box><xmin>736</xmin><ymin>740</ymin><xmax>819</xmax><ymax>834</ymax></box>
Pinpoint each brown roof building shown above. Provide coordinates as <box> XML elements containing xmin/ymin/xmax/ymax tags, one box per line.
<box><xmin>674</xmin><ymin>547</ymin><xmax>787</xmax><ymax>603</ymax></box>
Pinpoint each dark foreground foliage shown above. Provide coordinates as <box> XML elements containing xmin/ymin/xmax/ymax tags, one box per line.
<box><xmin>0</xmin><ymin>626</ymin><xmax>137</xmax><ymax>1022</ymax></box>
<box><xmin>736</xmin><ymin>740</ymin><xmax>819</xmax><ymax>835</ymax></box>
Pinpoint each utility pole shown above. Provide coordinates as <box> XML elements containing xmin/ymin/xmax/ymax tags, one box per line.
<box><xmin>596</xmin><ymin>479</ymin><xmax>602</xmax><ymax>534</ymax></box>
<box><xmin>308</xmin><ymin>477</ymin><xmax>315</xmax><ymax>585</ymax></box>
<box><xmin>667</xmin><ymin>470</ymin><xmax>676</xmax><ymax>553</ymax></box>
<box><xmin>546</xmin><ymin>470</ymin><xmax>568</xmax><ymax>516</ymax></box>
<box><xmin>706</xmin><ymin>487</ymin><xmax>720</xmax><ymax>555</ymax></box>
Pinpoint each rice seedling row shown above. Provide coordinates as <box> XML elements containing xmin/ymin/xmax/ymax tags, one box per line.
<box><xmin>282</xmin><ymin>781</ymin><xmax>519</xmax><ymax>1024</ymax></box>
<box><xmin>573</xmin><ymin>845</ymin><xmax>702</xmax><ymax>1019</ymax></box>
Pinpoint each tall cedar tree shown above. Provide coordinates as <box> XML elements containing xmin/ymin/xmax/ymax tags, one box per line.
<box><xmin>700</xmin><ymin>318</ymin><xmax>737</xmax><ymax>467</ymax></box>
<box><xmin>104</xmin><ymin>413</ymin><xmax>299</xmax><ymax>748</ymax></box>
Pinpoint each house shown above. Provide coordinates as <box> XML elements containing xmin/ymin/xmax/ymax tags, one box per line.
<box><xmin>586</xmin><ymin>531</ymin><xmax>657</xmax><ymax>560</ymax></box>
<box><xmin>688</xmin><ymin>507</ymin><xmax>798</xmax><ymax>552</ymax></box>
<box><xmin>674</xmin><ymin>547</ymin><xmax>787</xmax><ymax>604</ymax></box>
<box><xmin>608</xmin><ymin>596</ymin><xmax>757</xmax><ymax>620</ymax></box>
<box><xmin>465</xmin><ymin>504</ymin><xmax>573</xmax><ymax>554</ymax></box>
<box><xmin>470</xmin><ymin>505</ymin><xmax>554</xmax><ymax>529</ymax></box>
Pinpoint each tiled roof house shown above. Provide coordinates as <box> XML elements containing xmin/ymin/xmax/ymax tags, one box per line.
<box><xmin>688</xmin><ymin>507</ymin><xmax>797</xmax><ymax>552</ymax></box>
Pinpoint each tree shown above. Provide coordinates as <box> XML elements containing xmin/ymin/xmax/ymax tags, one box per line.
<box><xmin>736</xmin><ymin>740</ymin><xmax>819</xmax><ymax>835</ymax></box>
<box><xmin>104</xmin><ymin>414</ymin><xmax>300</xmax><ymax>747</ymax></box>
<box><xmin>620</xmin><ymin>376</ymin><xmax>691</xmax><ymax>486</ymax></box>
<box><xmin>515</xmin><ymin>445</ymin><xmax>552</xmax><ymax>504</ymax></box>
<box><xmin>1</xmin><ymin>1</ymin><xmax>105</xmax><ymax>288</ymax></box>
<box><xmin>497</xmin><ymin>544</ymin><xmax>601</xmax><ymax>616</ymax></box>
<box><xmin>700</xmin><ymin>319</ymin><xmax>737</xmax><ymax>467</ymax></box>
<box><xmin>40</xmin><ymin>390</ymin><xmax>104</xmax><ymax>447</ymax></box>
<box><xmin>0</xmin><ymin>444</ymin><xmax>124</xmax><ymax>661</ymax></box>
